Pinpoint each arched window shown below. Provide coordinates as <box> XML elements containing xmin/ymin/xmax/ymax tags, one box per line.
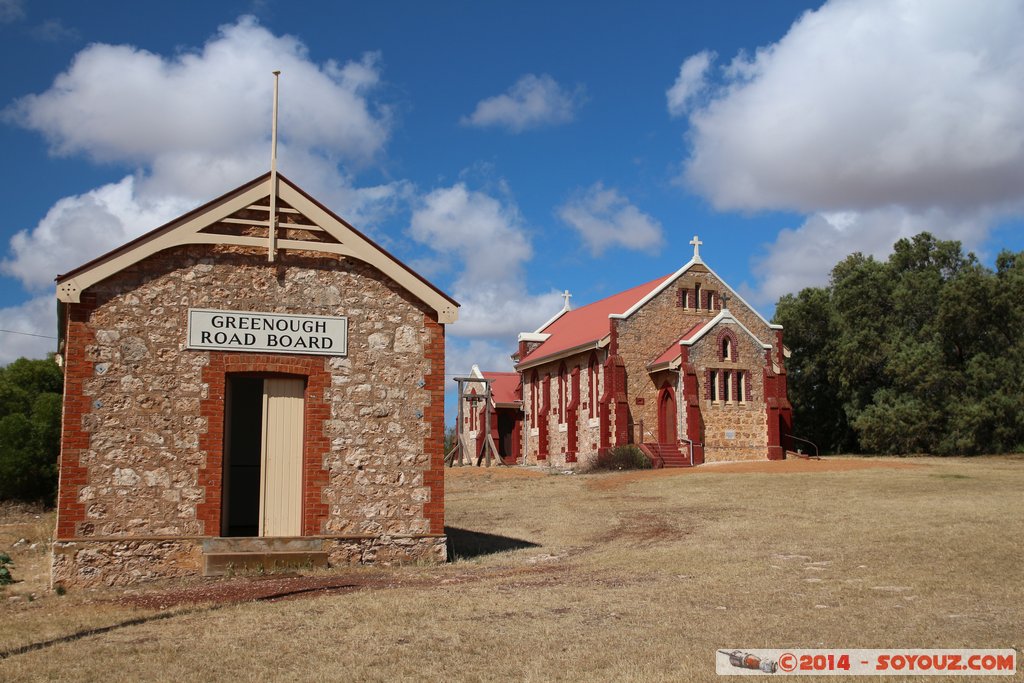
<box><xmin>737</xmin><ymin>372</ymin><xmax>746</xmax><ymax>403</ymax></box>
<box><xmin>558</xmin><ymin>363</ymin><xmax>568</xmax><ymax>424</ymax></box>
<box><xmin>530</xmin><ymin>371</ymin><xmax>539</xmax><ymax>425</ymax></box>
<box><xmin>588</xmin><ymin>353</ymin><xmax>599</xmax><ymax>418</ymax></box>
<box><xmin>695</xmin><ymin>283</ymin><xmax>702</xmax><ymax>310</ymax></box>
<box><xmin>717</xmin><ymin>330</ymin><xmax>739</xmax><ymax>362</ymax></box>
<box><xmin>723</xmin><ymin>371</ymin><xmax>732</xmax><ymax>402</ymax></box>
<box><xmin>709</xmin><ymin>370</ymin><xmax>719</xmax><ymax>402</ymax></box>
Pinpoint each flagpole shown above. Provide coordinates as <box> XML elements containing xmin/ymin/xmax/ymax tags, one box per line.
<box><xmin>268</xmin><ymin>70</ymin><xmax>281</xmax><ymax>262</ymax></box>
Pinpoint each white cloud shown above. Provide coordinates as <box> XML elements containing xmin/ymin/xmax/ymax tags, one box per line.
<box><xmin>1</xmin><ymin>177</ymin><xmax>193</xmax><ymax>290</ymax></box>
<box><xmin>557</xmin><ymin>183</ymin><xmax>664</xmax><ymax>256</ymax></box>
<box><xmin>2</xmin><ymin>16</ymin><xmax>404</xmax><ymax>292</ymax></box>
<box><xmin>7</xmin><ymin>17</ymin><xmax>389</xmax><ymax>165</ymax></box>
<box><xmin>666</xmin><ymin>50</ymin><xmax>715</xmax><ymax>117</ymax></box>
<box><xmin>0</xmin><ymin>295</ymin><xmax>57</xmax><ymax>365</ymax></box>
<box><xmin>0</xmin><ymin>0</ymin><xmax>24</xmax><ymax>23</ymax></box>
<box><xmin>672</xmin><ymin>0</ymin><xmax>1024</xmax><ymax>302</ymax></box>
<box><xmin>445</xmin><ymin>339</ymin><xmax>517</xmax><ymax>388</ymax></box>
<box><xmin>751</xmin><ymin>206</ymin><xmax>997</xmax><ymax>305</ymax></box>
<box><xmin>461</xmin><ymin>74</ymin><xmax>582</xmax><ymax>133</ymax></box>
<box><xmin>682</xmin><ymin>0</ymin><xmax>1024</xmax><ymax>214</ymax></box>
<box><xmin>410</xmin><ymin>183</ymin><xmax>564</xmax><ymax>340</ymax></box>
<box><xmin>410</xmin><ymin>184</ymin><xmax>530</xmax><ymax>287</ymax></box>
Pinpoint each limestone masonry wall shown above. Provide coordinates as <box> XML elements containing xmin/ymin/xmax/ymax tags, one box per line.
<box><xmin>688</xmin><ymin>322</ymin><xmax>768</xmax><ymax>461</ymax></box>
<box><xmin>613</xmin><ymin>267</ymin><xmax>775</xmax><ymax>457</ymax></box>
<box><xmin>54</xmin><ymin>244</ymin><xmax>445</xmax><ymax>587</ymax></box>
<box><xmin>614</xmin><ymin>267</ymin><xmax>718</xmax><ymax>443</ymax></box>
<box><xmin>521</xmin><ymin>352</ymin><xmax>604</xmax><ymax>467</ymax></box>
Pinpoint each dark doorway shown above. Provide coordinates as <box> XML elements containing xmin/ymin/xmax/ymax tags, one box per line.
<box><xmin>223</xmin><ymin>376</ymin><xmax>264</xmax><ymax>536</ymax></box>
<box><xmin>497</xmin><ymin>410</ymin><xmax>515</xmax><ymax>459</ymax></box>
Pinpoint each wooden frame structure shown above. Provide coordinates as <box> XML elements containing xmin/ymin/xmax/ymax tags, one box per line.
<box><xmin>445</xmin><ymin>376</ymin><xmax>504</xmax><ymax>467</ymax></box>
<box><xmin>54</xmin><ymin>173</ymin><xmax>459</xmax><ymax>324</ymax></box>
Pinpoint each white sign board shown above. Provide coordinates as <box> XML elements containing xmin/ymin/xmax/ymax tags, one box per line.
<box><xmin>187</xmin><ymin>309</ymin><xmax>347</xmax><ymax>356</ymax></box>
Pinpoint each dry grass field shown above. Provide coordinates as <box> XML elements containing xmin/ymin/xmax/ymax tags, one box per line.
<box><xmin>1</xmin><ymin>456</ymin><xmax>1022</xmax><ymax>681</ymax></box>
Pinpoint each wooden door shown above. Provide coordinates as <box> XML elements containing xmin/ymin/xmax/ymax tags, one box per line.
<box><xmin>658</xmin><ymin>388</ymin><xmax>677</xmax><ymax>444</ymax></box>
<box><xmin>259</xmin><ymin>378</ymin><xmax>305</xmax><ymax>536</ymax></box>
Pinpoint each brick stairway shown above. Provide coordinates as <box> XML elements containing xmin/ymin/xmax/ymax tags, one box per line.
<box><xmin>644</xmin><ymin>442</ymin><xmax>692</xmax><ymax>468</ymax></box>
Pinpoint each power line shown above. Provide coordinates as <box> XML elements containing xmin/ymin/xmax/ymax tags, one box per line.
<box><xmin>0</xmin><ymin>328</ymin><xmax>57</xmax><ymax>340</ymax></box>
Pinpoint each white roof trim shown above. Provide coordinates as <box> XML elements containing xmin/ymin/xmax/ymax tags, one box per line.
<box><xmin>647</xmin><ymin>356</ymin><xmax>683</xmax><ymax>373</ymax></box>
<box><xmin>534</xmin><ymin>302</ymin><xmax>570</xmax><ymax>333</ymax></box>
<box><xmin>515</xmin><ymin>339</ymin><xmax>603</xmax><ymax>372</ymax></box>
<box><xmin>278</xmin><ymin>181</ymin><xmax>458</xmax><ymax>323</ymax></box>
<box><xmin>56</xmin><ymin>174</ymin><xmax>459</xmax><ymax>324</ymax></box>
<box><xmin>680</xmin><ymin>310</ymin><xmax>772</xmax><ymax>350</ymax></box>
<box><xmin>608</xmin><ymin>258</ymin><xmax>696</xmax><ymax>320</ymax></box>
<box><xmin>518</xmin><ymin>332</ymin><xmax>551</xmax><ymax>343</ymax></box>
<box><xmin>607</xmin><ymin>257</ymin><xmax>777</xmax><ymax>331</ymax></box>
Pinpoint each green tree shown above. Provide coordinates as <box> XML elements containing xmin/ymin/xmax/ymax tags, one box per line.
<box><xmin>776</xmin><ymin>232</ymin><xmax>1024</xmax><ymax>455</ymax></box>
<box><xmin>0</xmin><ymin>357</ymin><xmax>63</xmax><ymax>504</ymax></box>
<box><xmin>774</xmin><ymin>287</ymin><xmax>852</xmax><ymax>453</ymax></box>
<box><xmin>444</xmin><ymin>424</ymin><xmax>457</xmax><ymax>456</ymax></box>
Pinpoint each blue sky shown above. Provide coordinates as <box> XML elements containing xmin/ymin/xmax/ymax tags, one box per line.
<box><xmin>2</xmin><ymin>0</ymin><xmax>1023</xmax><ymax>411</ymax></box>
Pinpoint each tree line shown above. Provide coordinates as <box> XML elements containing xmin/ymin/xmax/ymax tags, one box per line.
<box><xmin>0</xmin><ymin>357</ymin><xmax>62</xmax><ymax>503</ymax></box>
<box><xmin>774</xmin><ymin>232</ymin><xmax>1024</xmax><ymax>455</ymax></box>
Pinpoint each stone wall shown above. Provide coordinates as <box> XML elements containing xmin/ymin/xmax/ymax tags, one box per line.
<box><xmin>613</xmin><ymin>266</ymin><xmax>775</xmax><ymax>445</ymax></box>
<box><xmin>521</xmin><ymin>351</ymin><xmax>604</xmax><ymax>467</ymax></box>
<box><xmin>54</xmin><ymin>244</ymin><xmax>446</xmax><ymax>586</ymax></box>
<box><xmin>52</xmin><ymin>535</ymin><xmax>448</xmax><ymax>588</ymax></box>
<box><xmin>687</xmin><ymin>321</ymin><xmax>769</xmax><ymax>461</ymax></box>
<box><xmin>52</xmin><ymin>539</ymin><xmax>202</xmax><ymax>588</ymax></box>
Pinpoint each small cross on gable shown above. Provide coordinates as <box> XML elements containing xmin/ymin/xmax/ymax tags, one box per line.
<box><xmin>690</xmin><ymin>235</ymin><xmax>703</xmax><ymax>260</ymax></box>
<box><xmin>720</xmin><ymin>291</ymin><xmax>732</xmax><ymax>310</ymax></box>
<box><xmin>562</xmin><ymin>290</ymin><xmax>572</xmax><ymax>310</ymax></box>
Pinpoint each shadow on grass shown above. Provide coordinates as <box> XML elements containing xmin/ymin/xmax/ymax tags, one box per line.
<box><xmin>445</xmin><ymin>526</ymin><xmax>540</xmax><ymax>561</ymax></box>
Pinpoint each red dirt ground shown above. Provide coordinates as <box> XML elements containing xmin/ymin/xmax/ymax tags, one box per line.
<box><xmin>111</xmin><ymin>458</ymin><xmax>914</xmax><ymax>608</ymax></box>
<box><xmin>447</xmin><ymin>456</ymin><xmax>920</xmax><ymax>490</ymax></box>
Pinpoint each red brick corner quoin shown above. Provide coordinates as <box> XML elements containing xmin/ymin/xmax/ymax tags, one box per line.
<box><xmin>197</xmin><ymin>352</ymin><xmax>332</xmax><ymax>536</ymax></box>
<box><xmin>55</xmin><ymin>295</ymin><xmax>98</xmax><ymax>539</ymax></box>
<box><xmin>422</xmin><ymin>313</ymin><xmax>445</xmax><ymax>535</ymax></box>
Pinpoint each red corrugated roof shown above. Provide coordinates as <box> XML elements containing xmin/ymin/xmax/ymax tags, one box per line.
<box><xmin>649</xmin><ymin>321</ymin><xmax>706</xmax><ymax>367</ymax></box>
<box><xmin>482</xmin><ymin>372</ymin><xmax>520</xmax><ymax>405</ymax></box>
<box><xmin>519</xmin><ymin>275</ymin><xmax>672</xmax><ymax>366</ymax></box>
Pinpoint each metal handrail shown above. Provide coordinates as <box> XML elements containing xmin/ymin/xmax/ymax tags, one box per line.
<box><xmin>785</xmin><ymin>434</ymin><xmax>820</xmax><ymax>458</ymax></box>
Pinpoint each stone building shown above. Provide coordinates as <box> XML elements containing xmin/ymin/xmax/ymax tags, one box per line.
<box><xmin>461</xmin><ymin>237</ymin><xmax>791</xmax><ymax>468</ymax></box>
<box><xmin>52</xmin><ymin>172</ymin><xmax>457</xmax><ymax>587</ymax></box>
<box><xmin>457</xmin><ymin>365</ymin><xmax>522</xmax><ymax>465</ymax></box>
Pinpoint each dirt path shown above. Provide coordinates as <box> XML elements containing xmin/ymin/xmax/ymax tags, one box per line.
<box><xmin>446</xmin><ymin>455</ymin><xmax>921</xmax><ymax>489</ymax></box>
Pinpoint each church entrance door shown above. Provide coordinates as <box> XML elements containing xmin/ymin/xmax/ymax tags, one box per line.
<box><xmin>658</xmin><ymin>388</ymin><xmax>677</xmax><ymax>444</ymax></box>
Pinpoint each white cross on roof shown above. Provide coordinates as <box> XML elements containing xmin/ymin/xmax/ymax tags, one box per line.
<box><xmin>690</xmin><ymin>235</ymin><xmax>703</xmax><ymax>261</ymax></box>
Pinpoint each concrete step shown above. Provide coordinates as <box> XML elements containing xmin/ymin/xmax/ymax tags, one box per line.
<box><xmin>201</xmin><ymin>537</ymin><xmax>323</xmax><ymax>553</ymax></box>
<box><xmin>202</xmin><ymin>550</ymin><xmax>329</xmax><ymax>577</ymax></box>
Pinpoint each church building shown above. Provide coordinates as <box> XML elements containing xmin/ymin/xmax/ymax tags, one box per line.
<box><xmin>52</xmin><ymin>172</ymin><xmax>457</xmax><ymax>587</ymax></box>
<box><xmin>460</xmin><ymin>237</ymin><xmax>791</xmax><ymax>468</ymax></box>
